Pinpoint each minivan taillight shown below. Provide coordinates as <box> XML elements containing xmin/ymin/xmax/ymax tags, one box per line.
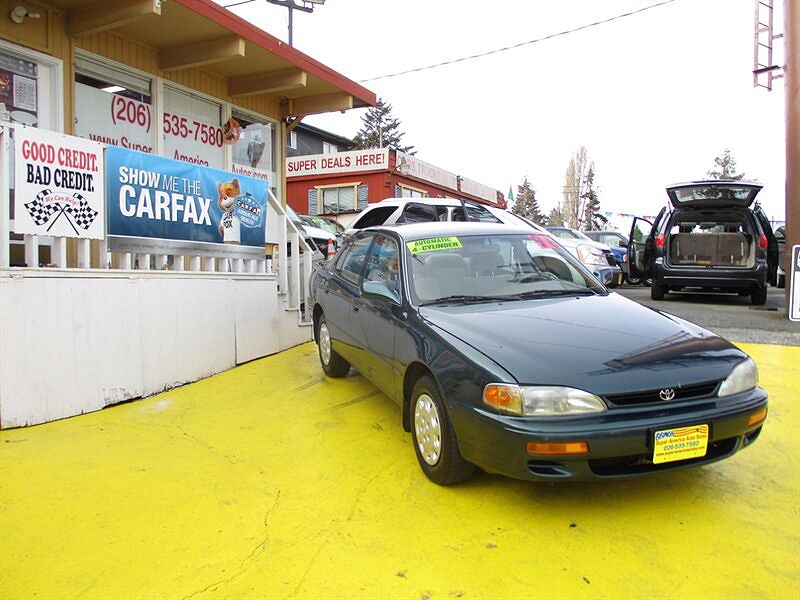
<box><xmin>655</xmin><ymin>233</ymin><xmax>665</xmax><ymax>248</ymax></box>
<box><xmin>759</xmin><ymin>233</ymin><xmax>767</xmax><ymax>248</ymax></box>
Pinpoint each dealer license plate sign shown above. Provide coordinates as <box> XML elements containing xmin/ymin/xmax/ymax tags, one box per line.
<box><xmin>653</xmin><ymin>424</ymin><xmax>709</xmax><ymax>464</ymax></box>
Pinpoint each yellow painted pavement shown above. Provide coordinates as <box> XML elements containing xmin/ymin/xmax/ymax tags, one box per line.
<box><xmin>1</xmin><ymin>342</ymin><xmax>798</xmax><ymax>599</ymax></box>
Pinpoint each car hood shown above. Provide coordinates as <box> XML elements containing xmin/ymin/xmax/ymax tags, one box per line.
<box><xmin>419</xmin><ymin>293</ymin><xmax>743</xmax><ymax>395</ymax></box>
<box><xmin>552</xmin><ymin>236</ymin><xmax>611</xmax><ymax>252</ymax></box>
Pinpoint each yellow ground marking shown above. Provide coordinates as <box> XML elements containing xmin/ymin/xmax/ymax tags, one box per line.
<box><xmin>1</xmin><ymin>343</ymin><xmax>798</xmax><ymax>599</ymax></box>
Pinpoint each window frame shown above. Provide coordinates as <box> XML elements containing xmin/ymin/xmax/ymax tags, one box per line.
<box><xmin>361</xmin><ymin>233</ymin><xmax>403</xmax><ymax>301</ymax></box>
<box><xmin>398</xmin><ymin>183</ymin><xmax>428</xmax><ymax>198</ymax></box>
<box><xmin>335</xmin><ymin>232</ymin><xmax>374</xmax><ymax>286</ymax></box>
<box><xmin>315</xmin><ymin>182</ymin><xmax>361</xmax><ymax>215</ymax></box>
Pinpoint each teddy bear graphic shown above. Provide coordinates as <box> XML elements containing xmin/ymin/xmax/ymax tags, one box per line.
<box><xmin>217</xmin><ymin>178</ymin><xmax>241</xmax><ymax>244</ymax></box>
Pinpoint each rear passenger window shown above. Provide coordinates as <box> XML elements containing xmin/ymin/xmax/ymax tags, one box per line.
<box><xmin>398</xmin><ymin>204</ymin><xmax>438</xmax><ymax>223</ymax></box>
<box><xmin>452</xmin><ymin>205</ymin><xmax>502</xmax><ymax>223</ymax></box>
<box><xmin>336</xmin><ymin>235</ymin><xmax>373</xmax><ymax>284</ymax></box>
<box><xmin>352</xmin><ymin>206</ymin><xmax>398</xmax><ymax>229</ymax></box>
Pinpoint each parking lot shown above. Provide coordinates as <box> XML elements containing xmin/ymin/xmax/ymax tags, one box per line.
<box><xmin>1</xmin><ymin>337</ymin><xmax>798</xmax><ymax>598</ymax></box>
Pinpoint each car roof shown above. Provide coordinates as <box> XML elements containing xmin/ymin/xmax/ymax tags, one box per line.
<box><xmin>373</xmin><ymin>197</ymin><xmax>471</xmax><ymax>208</ymax></box>
<box><xmin>364</xmin><ymin>221</ymin><xmax>534</xmax><ymax>241</ymax></box>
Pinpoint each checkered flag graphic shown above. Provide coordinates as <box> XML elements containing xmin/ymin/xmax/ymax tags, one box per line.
<box><xmin>65</xmin><ymin>193</ymin><xmax>98</xmax><ymax>230</ymax></box>
<box><xmin>24</xmin><ymin>189</ymin><xmax>59</xmax><ymax>226</ymax></box>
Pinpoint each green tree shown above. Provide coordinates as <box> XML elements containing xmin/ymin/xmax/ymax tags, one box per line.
<box><xmin>547</xmin><ymin>206</ymin><xmax>565</xmax><ymax>227</ymax></box>
<box><xmin>511</xmin><ymin>177</ymin><xmax>545</xmax><ymax>225</ymax></box>
<box><xmin>352</xmin><ymin>97</ymin><xmax>415</xmax><ymax>153</ymax></box>
<box><xmin>706</xmin><ymin>149</ymin><xmax>746</xmax><ymax>180</ymax></box>
<box><xmin>581</xmin><ymin>167</ymin><xmax>608</xmax><ymax>231</ymax></box>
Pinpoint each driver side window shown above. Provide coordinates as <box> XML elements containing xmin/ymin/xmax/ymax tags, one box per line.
<box><xmin>363</xmin><ymin>235</ymin><xmax>401</xmax><ymax>294</ymax></box>
<box><xmin>337</xmin><ymin>235</ymin><xmax>373</xmax><ymax>285</ymax></box>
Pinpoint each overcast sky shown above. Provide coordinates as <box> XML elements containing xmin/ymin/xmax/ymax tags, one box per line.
<box><xmin>219</xmin><ymin>0</ymin><xmax>787</xmax><ymax>225</ymax></box>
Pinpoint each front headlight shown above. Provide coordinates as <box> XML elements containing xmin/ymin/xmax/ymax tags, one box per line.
<box><xmin>577</xmin><ymin>244</ymin><xmax>607</xmax><ymax>266</ymax></box>
<box><xmin>718</xmin><ymin>358</ymin><xmax>758</xmax><ymax>397</ymax></box>
<box><xmin>484</xmin><ymin>384</ymin><xmax>607</xmax><ymax>416</ymax></box>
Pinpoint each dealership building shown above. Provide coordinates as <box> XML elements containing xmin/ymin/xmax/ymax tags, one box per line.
<box><xmin>286</xmin><ymin>146</ymin><xmax>506</xmax><ymax>227</ymax></box>
<box><xmin>0</xmin><ymin>0</ymin><xmax>376</xmax><ymax>427</ymax></box>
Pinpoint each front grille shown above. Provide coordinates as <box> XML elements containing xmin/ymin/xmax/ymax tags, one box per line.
<box><xmin>604</xmin><ymin>381</ymin><xmax>720</xmax><ymax>406</ymax></box>
<box><xmin>602</xmin><ymin>250</ymin><xmax>617</xmax><ymax>266</ymax></box>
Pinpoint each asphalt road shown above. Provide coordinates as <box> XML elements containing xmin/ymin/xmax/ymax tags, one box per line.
<box><xmin>615</xmin><ymin>284</ymin><xmax>800</xmax><ymax>346</ymax></box>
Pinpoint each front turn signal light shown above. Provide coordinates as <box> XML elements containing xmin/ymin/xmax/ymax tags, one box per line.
<box><xmin>526</xmin><ymin>441</ymin><xmax>589</xmax><ymax>455</ymax></box>
<box><xmin>748</xmin><ymin>407</ymin><xmax>767</xmax><ymax>426</ymax></box>
<box><xmin>483</xmin><ymin>384</ymin><xmax>523</xmax><ymax>415</ymax></box>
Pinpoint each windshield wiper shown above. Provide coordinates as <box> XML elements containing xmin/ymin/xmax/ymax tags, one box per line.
<box><xmin>419</xmin><ymin>294</ymin><xmax>514</xmax><ymax>306</ymax></box>
<box><xmin>506</xmin><ymin>289</ymin><xmax>599</xmax><ymax>299</ymax></box>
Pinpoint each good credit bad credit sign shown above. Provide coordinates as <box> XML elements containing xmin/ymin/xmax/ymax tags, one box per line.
<box><xmin>14</xmin><ymin>126</ymin><xmax>104</xmax><ymax>239</ymax></box>
<box><xmin>106</xmin><ymin>146</ymin><xmax>267</xmax><ymax>247</ymax></box>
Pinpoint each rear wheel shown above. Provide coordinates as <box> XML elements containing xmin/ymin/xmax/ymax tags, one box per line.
<box><xmin>650</xmin><ymin>282</ymin><xmax>667</xmax><ymax>300</ymax></box>
<box><xmin>317</xmin><ymin>314</ymin><xmax>350</xmax><ymax>377</ymax></box>
<box><xmin>411</xmin><ymin>376</ymin><xmax>474</xmax><ymax>485</ymax></box>
<box><xmin>751</xmin><ymin>285</ymin><xmax>768</xmax><ymax>306</ymax></box>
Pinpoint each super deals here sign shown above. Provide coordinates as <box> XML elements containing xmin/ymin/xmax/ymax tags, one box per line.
<box><xmin>14</xmin><ymin>126</ymin><xmax>104</xmax><ymax>239</ymax></box>
<box><xmin>106</xmin><ymin>146</ymin><xmax>267</xmax><ymax>248</ymax></box>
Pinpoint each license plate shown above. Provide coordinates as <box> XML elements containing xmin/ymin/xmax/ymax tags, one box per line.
<box><xmin>653</xmin><ymin>424</ymin><xmax>709</xmax><ymax>464</ymax></box>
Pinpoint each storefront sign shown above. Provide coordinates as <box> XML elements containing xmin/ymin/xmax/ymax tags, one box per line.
<box><xmin>287</xmin><ymin>148</ymin><xmax>388</xmax><ymax>177</ymax></box>
<box><xmin>395</xmin><ymin>151</ymin><xmax>458</xmax><ymax>189</ymax></box>
<box><xmin>460</xmin><ymin>177</ymin><xmax>499</xmax><ymax>204</ymax></box>
<box><xmin>106</xmin><ymin>146</ymin><xmax>267</xmax><ymax>247</ymax></box>
<box><xmin>13</xmin><ymin>126</ymin><xmax>104</xmax><ymax>239</ymax></box>
<box><xmin>75</xmin><ymin>83</ymin><xmax>155</xmax><ymax>153</ymax></box>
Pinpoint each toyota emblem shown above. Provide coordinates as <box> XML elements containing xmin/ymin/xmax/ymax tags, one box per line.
<box><xmin>659</xmin><ymin>388</ymin><xmax>676</xmax><ymax>401</ymax></box>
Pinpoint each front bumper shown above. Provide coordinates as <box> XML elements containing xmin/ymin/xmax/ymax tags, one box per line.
<box><xmin>592</xmin><ymin>265</ymin><xmax>624</xmax><ymax>288</ymax></box>
<box><xmin>450</xmin><ymin>387</ymin><xmax>767</xmax><ymax>481</ymax></box>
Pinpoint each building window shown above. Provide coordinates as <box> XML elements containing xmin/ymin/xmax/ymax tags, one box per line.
<box><xmin>163</xmin><ymin>85</ymin><xmax>224</xmax><ymax>169</ymax></box>
<box><xmin>319</xmin><ymin>184</ymin><xmax>358</xmax><ymax>214</ymax></box>
<box><xmin>74</xmin><ymin>54</ymin><xmax>155</xmax><ymax>153</ymax></box>
<box><xmin>231</xmin><ymin>110</ymin><xmax>276</xmax><ymax>187</ymax></box>
<box><xmin>322</xmin><ymin>141</ymin><xmax>337</xmax><ymax>154</ymax></box>
<box><xmin>286</xmin><ymin>130</ymin><xmax>297</xmax><ymax>149</ymax></box>
<box><xmin>398</xmin><ymin>184</ymin><xmax>428</xmax><ymax>198</ymax></box>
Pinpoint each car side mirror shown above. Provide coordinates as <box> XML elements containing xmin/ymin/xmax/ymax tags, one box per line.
<box><xmin>362</xmin><ymin>280</ymin><xmax>401</xmax><ymax>305</ymax></box>
<box><xmin>618</xmin><ymin>240</ymin><xmax>627</xmax><ymax>247</ymax></box>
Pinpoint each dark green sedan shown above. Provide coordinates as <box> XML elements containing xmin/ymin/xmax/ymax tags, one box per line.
<box><xmin>309</xmin><ymin>222</ymin><xmax>767</xmax><ymax>484</ymax></box>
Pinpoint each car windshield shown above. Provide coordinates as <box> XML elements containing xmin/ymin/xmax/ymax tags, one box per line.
<box><xmin>406</xmin><ymin>233</ymin><xmax>605</xmax><ymax>305</ymax></box>
<box><xmin>548</xmin><ymin>227</ymin><xmax>588</xmax><ymax>240</ymax></box>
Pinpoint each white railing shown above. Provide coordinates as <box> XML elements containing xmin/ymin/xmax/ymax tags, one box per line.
<box><xmin>0</xmin><ymin>123</ymin><xmax>314</xmax><ymax>323</ymax></box>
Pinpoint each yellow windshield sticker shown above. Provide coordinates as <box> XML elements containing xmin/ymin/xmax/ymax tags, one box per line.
<box><xmin>406</xmin><ymin>237</ymin><xmax>463</xmax><ymax>254</ymax></box>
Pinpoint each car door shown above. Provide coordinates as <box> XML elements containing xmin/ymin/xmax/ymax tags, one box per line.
<box><xmin>627</xmin><ymin>217</ymin><xmax>655</xmax><ymax>280</ymax></box>
<box><xmin>323</xmin><ymin>233</ymin><xmax>374</xmax><ymax>367</ymax></box>
<box><xmin>753</xmin><ymin>204</ymin><xmax>779</xmax><ymax>285</ymax></box>
<box><xmin>353</xmin><ymin>234</ymin><xmax>403</xmax><ymax>401</ymax></box>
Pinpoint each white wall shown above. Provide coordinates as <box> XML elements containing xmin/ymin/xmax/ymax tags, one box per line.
<box><xmin>0</xmin><ymin>270</ymin><xmax>297</xmax><ymax>428</ymax></box>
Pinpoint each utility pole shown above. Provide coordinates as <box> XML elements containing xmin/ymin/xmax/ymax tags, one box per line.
<box><xmin>785</xmin><ymin>0</ymin><xmax>799</xmax><ymax>310</ymax></box>
<box><xmin>264</xmin><ymin>0</ymin><xmax>325</xmax><ymax>46</ymax></box>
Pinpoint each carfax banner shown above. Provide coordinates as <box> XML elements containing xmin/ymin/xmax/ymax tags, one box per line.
<box><xmin>106</xmin><ymin>146</ymin><xmax>267</xmax><ymax>248</ymax></box>
<box><xmin>13</xmin><ymin>126</ymin><xmax>104</xmax><ymax>239</ymax></box>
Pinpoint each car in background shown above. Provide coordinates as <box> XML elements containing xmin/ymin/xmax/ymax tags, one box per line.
<box><xmin>546</xmin><ymin>227</ymin><xmax>624</xmax><ymax>287</ymax></box>
<box><xmin>626</xmin><ymin>181</ymin><xmax>779</xmax><ymax>305</ymax></box>
<box><xmin>346</xmin><ymin>197</ymin><xmax>503</xmax><ymax>233</ymax></box>
<box><xmin>309</xmin><ymin>222</ymin><xmax>767</xmax><ymax>484</ymax></box>
<box><xmin>286</xmin><ymin>205</ymin><xmax>337</xmax><ymax>259</ymax></box>
<box><xmin>582</xmin><ymin>230</ymin><xmax>630</xmax><ymax>281</ymax></box>
<box><xmin>301</xmin><ymin>215</ymin><xmax>345</xmax><ymax>241</ymax></box>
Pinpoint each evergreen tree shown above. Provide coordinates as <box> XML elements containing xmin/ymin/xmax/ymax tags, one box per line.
<box><xmin>706</xmin><ymin>149</ymin><xmax>746</xmax><ymax>180</ymax></box>
<box><xmin>547</xmin><ymin>206</ymin><xmax>565</xmax><ymax>227</ymax></box>
<box><xmin>581</xmin><ymin>167</ymin><xmax>608</xmax><ymax>231</ymax></box>
<box><xmin>511</xmin><ymin>177</ymin><xmax>545</xmax><ymax>225</ymax></box>
<box><xmin>352</xmin><ymin>98</ymin><xmax>415</xmax><ymax>153</ymax></box>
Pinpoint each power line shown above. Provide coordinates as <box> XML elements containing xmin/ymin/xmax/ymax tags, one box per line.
<box><xmin>359</xmin><ymin>0</ymin><xmax>676</xmax><ymax>83</ymax></box>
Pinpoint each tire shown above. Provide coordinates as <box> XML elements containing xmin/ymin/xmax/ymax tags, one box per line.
<box><xmin>738</xmin><ymin>290</ymin><xmax>750</xmax><ymax>297</ymax></box>
<box><xmin>410</xmin><ymin>376</ymin><xmax>474</xmax><ymax>485</ymax></box>
<box><xmin>627</xmin><ymin>276</ymin><xmax>642</xmax><ymax>286</ymax></box>
<box><xmin>316</xmin><ymin>314</ymin><xmax>350</xmax><ymax>377</ymax></box>
<box><xmin>751</xmin><ymin>285</ymin><xmax>768</xmax><ymax>306</ymax></box>
<box><xmin>650</xmin><ymin>282</ymin><xmax>667</xmax><ymax>300</ymax></box>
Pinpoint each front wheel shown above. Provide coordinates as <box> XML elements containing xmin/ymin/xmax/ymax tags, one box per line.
<box><xmin>411</xmin><ymin>376</ymin><xmax>474</xmax><ymax>485</ymax></box>
<box><xmin>751</xmin><ymin>285</ymin><xmax>768</xmax><ymax>306</ymax></box>
<box><xmin>317</xmin><ymin>314</ymin><xmax>350</xmax><ymax>377</ymax></box>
